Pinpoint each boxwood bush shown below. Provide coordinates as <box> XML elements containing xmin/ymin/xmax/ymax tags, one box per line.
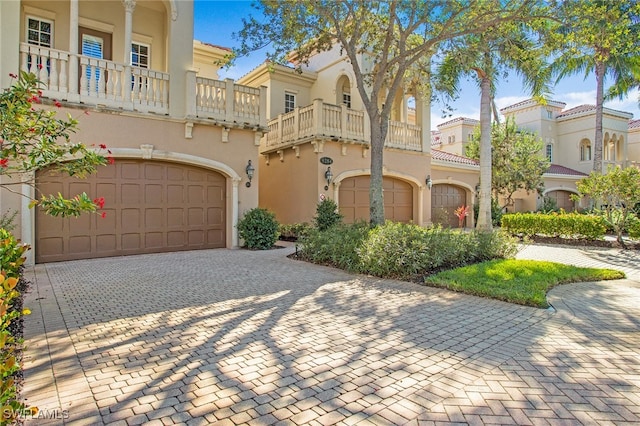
<box><xmin>298</xmin><ymin>221</ymin><xmax>517</xmax><ymax>279</ymax></box>
<box><xmin>501</xmin><ymin>212</ymin><xmax>606</xmax><ymax>240</ymax></box>
<box><xmin>237</xmin><ymin>208</ymin><xmax>280</xmax><ymax>249</ymax></box>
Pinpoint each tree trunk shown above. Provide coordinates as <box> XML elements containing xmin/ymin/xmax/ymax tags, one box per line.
<box><xmin>476</xmin><ymin>72</ymin><xmax>493</xmax><ymax>231</ymax></box>
<box><xmin>369</xmin><ymin>112</ymin><xmax>387</xmax><ymax>226</ymax></box>
<box><xmin>593</xmin><ymin>61</ymin><xmax>605</xmax><ymax>173</ymax></box>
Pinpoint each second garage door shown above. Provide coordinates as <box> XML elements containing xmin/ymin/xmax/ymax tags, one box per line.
<box><xmin>36</xmin><ymin>160</ymin><xmax>226</xmax><ymax>263</ymax></box>
<box><xmin>339</xmin><ymin>176</ymin><xmax>413</xmax><ymax>223</ymax></box>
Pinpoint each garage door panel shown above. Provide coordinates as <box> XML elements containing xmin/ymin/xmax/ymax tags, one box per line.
<box><xmin>168</xmin><ymin>231</ymin><xmax>185</xmax><ymax>247</ymax></box>
<box><xmin>145</xmin><ymin>164</ymin><xmax>163</xmax><ymax>179</ymax></box>
<box><xmin>121</xmin><ymin>163</ymin><xmax>140</xmax><ymax>179</ymax></box>
<box><xmin>188</xmin><ymin>208</ymin><xmax>204</xmax><ymax>226</ymax></box>
<box><xmin>145</xmin><ymin>184</ymin><xmax>163</xmax><ymax>203</ymax></box>
<box><xmin>36</xmin><ymin>160</ymin><xmax>227</xmax><ymax>262</ymax></box>
<box><xmin>188</xmin><ymin>185</ymin><xmax>204</xmax><ymax>203</ymax></box>
<box><xmin>145</xmin><ymin>208</ymin><xmax>163</xmax><ymax>227</ymax></box>
<box><xmin>145</xmin><ymin>233</ymin><xmax>163</xmax><ymax>248</ymax></box>
<box><xmin>121</xmin><ymin>183</ymin><xmax>142</xmax><ymax>203</ymax></box>
<box><xmin>168</xmin><ymin>208</ymin><xmax>184</xmax><ymax>227</ymax></box>
<box><xmin>96</xmin><ymin>234</ymin><xmax>116</xmax><ymax>252</ymax></box>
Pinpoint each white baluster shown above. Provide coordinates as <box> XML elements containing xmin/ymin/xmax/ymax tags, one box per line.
<box><xmin>80</xmin><ymin>62</ymin><xmax>88</xmax><ymax>96</ymax></box>
<box><xmin>59</xmin><ymin>56</ymin><xmax>68</xmax><ymax>93</ymax></box>
<box><xmin>49</xmin><ymin>53</ymin><xmax>58</xmax><ymax>91</ymax></box>
<box><xmin>98</xmin><ymin>62</ymin><xmax>105</xmax><ymax>98</ymax></box>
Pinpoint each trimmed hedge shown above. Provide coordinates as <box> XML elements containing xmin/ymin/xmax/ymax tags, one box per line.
<box><xmin>501</xmin><ymin>212</ymin><xmax>606</xmax><ymax>240</ymax></box>
<box><xmin>299</xmin><ymin>221</ymin><xmax>518</xmax><ymax>279</ymax></box>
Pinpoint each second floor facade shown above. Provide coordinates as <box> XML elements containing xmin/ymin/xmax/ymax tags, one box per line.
<box><xmin>0</xmin><ymin>0</ymin><xmax>266</xmax><ymax>128</ymax></box>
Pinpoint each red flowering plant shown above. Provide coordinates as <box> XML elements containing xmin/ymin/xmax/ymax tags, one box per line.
<box><xmin>454</xmin><ymin>205</ymin><xmax>470</xmax><ymax>228</ymax></box>
<box><xmin>1</xmin><ymin>71</ymin><xmax>109</xmax><ymax>217</ymax></box>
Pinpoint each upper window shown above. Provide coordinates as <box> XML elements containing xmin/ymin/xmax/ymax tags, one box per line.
<box><xmin>580</xmin><ymin>139</ymin><xmax>591</xmax><ymax>161</ymax></box>
<box><xmin>546</xmin><ymin>143</ymin><xmax>553</xmax><ymax>162</ymax></box>
<box><xmin>131</xmin><ymin>42</ymin><xmax>149</xmax><ymax>68</ymax></box>
<box><xmin>342</xmin><ymin>93</ymin><xmax>351</xmax><ymax>108</ymax></box>
<box><xmin>284</xmin><ymin>92</ymin><xmax>296</xmax><ymax>113</ymax></box>
<box><xmin>546</xmin><ymin>109</ymin><xmax>553</xmax><ymax>119</ymax></box>
<box><xmin>27</xmin><ymin>17</ymin><xmax>53</xmax><ymax>47</ymax></box>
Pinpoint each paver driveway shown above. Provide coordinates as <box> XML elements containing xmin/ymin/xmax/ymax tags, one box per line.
<box><xmin>21</xmin><ymin>244</ymin><xmax>640</xmax><ymax>425</ymax></box>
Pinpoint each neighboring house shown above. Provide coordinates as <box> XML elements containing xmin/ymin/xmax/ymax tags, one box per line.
<box><xmin>431</xmin><ymin>98</ymin><xmax>636</xmax><ymax>213</ymax></box>
<box><xmin>0</xmin><ymin>0</ymin><xmax>266</xmax><ymax>263</ymax></box>
<box><xmin>238</xmin><ymin>45</ymin><xmax>481</xmax><ymax>228</ymax></box>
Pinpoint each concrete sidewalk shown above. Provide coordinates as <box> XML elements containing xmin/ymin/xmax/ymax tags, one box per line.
<box><xmin>20</xmin><ymin>243</ymin><xmax>640</xmax><ymax>425</ymax></box>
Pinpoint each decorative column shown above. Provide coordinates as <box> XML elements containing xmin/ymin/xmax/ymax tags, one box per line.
<box><xmin>122</xmin><ymin>0</ymin><xmax>136</xmax><ymax>101</ymax></box>
<box><xmin>68</xmin><ymin>0</ymin><xmax>79</xmax><ymax>101</ymax></box>
<box><xmin>416</xmin><ymin>93</ymin><xmax>431</xmax><ymax>153</ymax></box>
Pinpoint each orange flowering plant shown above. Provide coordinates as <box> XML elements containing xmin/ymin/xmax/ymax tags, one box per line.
<box><xmin>1</xmin><ymin>71</ymin><xmax>110</xmax><ymax>217</ymax></box>
<box><xmin>454</xmin><ymin>205</ymin><xmax>470</xmax><ymax>228</ymax></box>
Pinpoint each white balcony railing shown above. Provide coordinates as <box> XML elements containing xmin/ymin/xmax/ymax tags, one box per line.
<box><xmin>21</xmin><ymin>43</ymin><xmax>169</xmax><ymax>114</ymax></box>
<box><xmin>20</xmin><ymin>43</ymin><xmax>266</xmax><ymax>128</ymax></box>
<box><xmin>194</xmin><ymin>77</ymin><xmax>262</xmax><ymax>124</ymax></box>
<box><xmin>263</xmin><ymin>99</ymin><xmax>423</xmax><ymax>153</ymax></box>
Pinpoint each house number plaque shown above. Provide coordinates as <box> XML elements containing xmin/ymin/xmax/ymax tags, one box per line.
<box><xmin>320</xmin><ymin>157</ymin><xmax>333</xmax><ymax>165</ymax></box>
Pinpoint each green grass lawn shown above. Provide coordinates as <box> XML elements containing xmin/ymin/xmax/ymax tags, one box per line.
<box><xmin>424</xmin><ymin>259</ymin><xmax>625</xmax><ymax>308</ymax></box>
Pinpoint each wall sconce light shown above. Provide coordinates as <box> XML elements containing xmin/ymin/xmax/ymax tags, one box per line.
<box><xmin>475</xmin><ymin>182</ymin><xmax>481</xmax><ymax>194</ymax></box>
<box><xmin>324</xmin><ymin>166</ymin><xmax>333</xmax><ymax>190</ymax></box>
<box><xmin>245</xmin><ymin>160</ymin><xmax>255</xmax><ymax>187</ymax></box>
<box><xmin>426</xmin><ymin>174</ymin><xmax>432</xmax><ymax>190</ymax></box>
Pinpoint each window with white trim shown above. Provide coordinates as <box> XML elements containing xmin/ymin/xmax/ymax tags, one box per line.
<box><xmin>27</xmin><ymin>17</ymin><xmax>53</xmax><ymax>47</ymax></box>
<box><xmin>26</xmin><ymin>16</ymin><xmax>53</xmax><ymax>73</ymax></box>
<box><xmin>82</xmin><ymin>34</ymin><xmax>103</xmax><ymax>91</ymax></box>
<box><xmin>546</xmin><ymin>143</ymin><xmax>553</xmax><ymax>162</ymax></box>
<box><xmin>284</xmin><ymin>92</ymin><xmax>296</xmax><ymax>113</ymax></box>
<box><xmin>131</xmin><ymin>42</ymin><xmax>149</xmax><ymax>68</ymax></box>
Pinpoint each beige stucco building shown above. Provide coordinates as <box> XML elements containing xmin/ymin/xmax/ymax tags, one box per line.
<box><xmin>238</xmin><ymin>45</ymin><xmax>484</xmax><ymax>229</ymax></box>
<box><xmin>0</xmin><ymin>0</ymin><xmax>266</xmax><ymax>263</ymax></box>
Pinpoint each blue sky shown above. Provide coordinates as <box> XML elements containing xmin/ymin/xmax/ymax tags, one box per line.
<box><xmin>194</xmin><ymin>0</ymin><xmax>640</xmax><ymax>129</ymax></box>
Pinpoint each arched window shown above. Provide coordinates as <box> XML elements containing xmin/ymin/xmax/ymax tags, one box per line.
<box><xmin>580</xmin><ymin>139</ymin><xmax>591</xmax><ymax>161</ymax></box>
<box><xmin>336</xmin><ymin>75</ymin><xmax>351</xmax><ymax>108</ymax></box>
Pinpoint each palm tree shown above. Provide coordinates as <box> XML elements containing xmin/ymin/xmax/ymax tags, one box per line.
<box><xmin>435</xmin><ymin>22</ymin><xmax>550</xmax><ymax>231</ymax></box>
<box><xmin>550</xmin><ymin>0</ymin><xmax>640</xmax><ymax>173</ymax></box>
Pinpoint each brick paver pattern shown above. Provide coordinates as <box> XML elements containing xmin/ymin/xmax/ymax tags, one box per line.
<box><xmin>21</xmin><ymin>244</ymin><xmax>640</xmax><ymax>425</ymax></box>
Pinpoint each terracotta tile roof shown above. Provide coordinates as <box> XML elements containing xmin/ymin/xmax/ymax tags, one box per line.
<box><xmin>557</xmin><ymin>104</ymin><xmax>633</xmax><ymax>119</ymax></box>
<box><xmin>437</xmin><ymin>117</ymin><xmax>480</xmax><ymax>128</ymax></box>
<box><xmin>500</xmin><ymin>98</ymin><xmax>566</xmax><ymax>113</ymax></box>
<box><xmin>198</xmin><ymin>41</ymin><xmax>232</xmax><ymax>52</ymax></box>
<box><xmin>431</xmin><ymin>149</ymin><xmax>478</xmax><ymax>166</ymax></box>
<box><xmin>556</xmin><ymin>104</ymin><xmax>596</xmax><ymax>118</ymax></box>
<box><xmin>545</xmin><ymin>164</ymin><xmax>587</xmax><ymax>176</ymax></box>
<box><xmin>630</xmin><ymin>119</ymin><xmax>640</xmax><ymax>129</ymax></box>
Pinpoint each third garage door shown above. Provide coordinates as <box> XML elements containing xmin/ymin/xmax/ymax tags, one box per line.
<box><xmin>339</xmin><ymin>176</ymin><xmax>413</xmax><ymax>223</ymax></box>
<box><xmin>431</xmin><ymin>184</ymin><xmax>466</xmax><ymax>228</ymax></box>
<box><xmin>36</xmin><ymin>160</ymin><xmax>226</xmax><ymax>263</ymax></box>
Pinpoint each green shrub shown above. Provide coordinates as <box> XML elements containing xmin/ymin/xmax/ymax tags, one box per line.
<box><xmin>298</xmin><ymin>221</ymin><xmax>370</xmax><ymax>272</ymax></box>
<box><xmin>237</xmin><ymin>208</ymin><xmax>280</xmax><ymax>249</ymax></box>
<box><xmin>356</xmin><ymin>222</ymin><xmax>517</xmax><ymax>278</ymax></box>
<box><xmin>501</xmin><ymin>212</ymin><xmax>606</xmax><ymax>240</ymax></box>
<box><xmin>278</xmin><ymin>222</ymin><xmax>312</xmax><ymax>241</ymax></box>
<box><xmin>314</xmin><ymin>199</ymin><xmax>343</xmax><ymax>231</ymax></box>
<box><xmin>471</xmin><ymin>230</ymin><xmax>519</xmax><ymax>262</ymax></box>
<box><xmin>0</xmin><ymin>229</ymin><xmax>34</xmax><ymax>424</ymax></box>
<box><xmin>628</xmin><ymin>216</ymin><xmax>640</xmax><ymax>240</ymax></box>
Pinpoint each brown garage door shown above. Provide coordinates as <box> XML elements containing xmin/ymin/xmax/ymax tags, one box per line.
<box><xmin>339</xmin><ymin>176</ymin><xmax>413</xmax><ymax>223</ymax></box>
<box><xmin>431</xmin><ymin>184</ymin><xmax>466</xmax><ymax>227</ymax></box>
<box><xmin>36</xmin><ymin>160</ymin><xmax>226</xmax><ymax>263</ymax></box>
<box><xmin>546</xmin><ymin>190</ymin><xmax>576</xmax><ymax>212</ymax></box>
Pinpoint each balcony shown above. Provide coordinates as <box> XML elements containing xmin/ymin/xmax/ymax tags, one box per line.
<box><xmin>263</xmin><ymin>99</ymin><xmax>423</xmax><ymax>154</ymax></box>
<box><xmin>20</xmin><ymin>43</ymin><xmax>264</xmax><ymax>127</ymax></box>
